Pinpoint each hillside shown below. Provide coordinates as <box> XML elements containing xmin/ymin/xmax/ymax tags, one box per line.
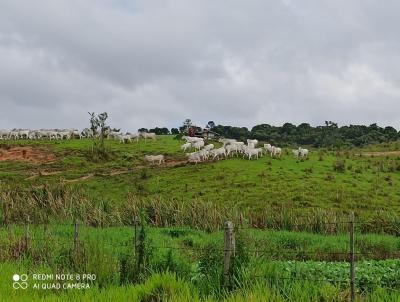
<box><xmin>1</xmin><ymin>136</ymin><xmax>400</xmax><ymax>227</ymax></box>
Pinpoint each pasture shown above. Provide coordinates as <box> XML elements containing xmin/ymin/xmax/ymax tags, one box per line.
<box><xmin>1</xmin><ymin>135</ymin><xmax>400</xmax><ymax>301</ymax></box>
<box><xmin>1</xmin><ymin>135</ymin><xmax>400</xmax><ymax>221</ymax></box>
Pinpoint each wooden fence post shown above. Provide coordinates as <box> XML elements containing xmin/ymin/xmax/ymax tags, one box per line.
<box><xmin>74</xmin><ymin>219</ymin><xmax>80</xmax><ymax>255</ymax></box>
<box><xmin>224</xmin><ymin>221</ymin><xmax>235</xmax><ymax>288</ymax></box>
<box><xmin>349</xmin><ymin>212</ymin><xmax>355</xmax><ymax>302</ymax></box>
<box><xmin>135</xmin><ymin>218</ymin><xmax>145</xmax><ymax>282</ymax></box>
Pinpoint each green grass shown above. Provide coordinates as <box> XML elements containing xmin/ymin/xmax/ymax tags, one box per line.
<box><xmin>1</xmin><ymin>225</ymin><xmax>400</xmax><ymax>301</ymax></box>
<box><xmin>2</xmin><ymin>225</ymin><xmax>400</xmax><ymax>262</ymax></box>
<box><xmin>1</xmin><ymin>136</ymin><xmax>400</xmax><ymax>216</ymax></box>
<box><xmin>2</xmin><ymin>137</ymin><xmax>400</xmax><ymax>300</ymax></box>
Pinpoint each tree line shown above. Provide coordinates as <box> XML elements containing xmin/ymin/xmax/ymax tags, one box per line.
<box><xmin>138</xmin><ymin>120</ymin><xmax>399</xmax><ymax>148</ymax></box>
<box><xmin>212</xmin><ymin>121</ymin><xmax>399</xmax><ymax>148</ymax></box>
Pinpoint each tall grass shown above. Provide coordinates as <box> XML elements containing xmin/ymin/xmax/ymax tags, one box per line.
<box><xmin>1</xmin><ymin>183</ymin><xmax>400</xmax><ymax>234</ymax></box>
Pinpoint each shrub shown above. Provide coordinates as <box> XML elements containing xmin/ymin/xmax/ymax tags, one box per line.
<box><xmin>333</xmin><ymin>159</ymin><xmax>346</xmax><ymax>172</ymax></box>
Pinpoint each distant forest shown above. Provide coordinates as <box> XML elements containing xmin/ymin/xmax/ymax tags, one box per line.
<box><xmin>141</xmin><ymin>120</ymin><xmax>400</xmax><ymax>148</ymax></box>
<box><xmin>211</xmin><ymin>121</ymin><xmax>400</xmax><ymax>148</ymax></box>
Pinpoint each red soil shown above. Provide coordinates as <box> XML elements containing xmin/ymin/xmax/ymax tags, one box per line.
<box><xmin>0</xmin><ymin>145</ymin><xmax>56</xmax><ymax>163</ymax></box>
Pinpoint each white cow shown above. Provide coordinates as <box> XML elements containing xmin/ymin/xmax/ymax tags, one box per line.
<box><xmin>219</xmin><ymin>138</ymin><xmax>237</xmax><ymax>147</ymax></box>
<box><xmin>119</xmin><ymin>134</ymin><xmax>132</xmax><ymax>144</ymax></box>
<box><xmin>181</xmin><ymin>142</ymin><xmax>191</xmax><ymax>151</ymax></box>
<box><xmin>140</xmin><ymin>132</ymin><xmax>156</xmax><ymax>140</ymax></box>
<box><xmin>210</xmin><ymin>147</ymin><xmax>226</xmax><ymax>160</ymax></box>
<box><xmin>128</xmin><ymin>133</ymin><xmax>139</xmax><ymax>142</ymax></box>
<box><xmin>183</xmin><ymin>136</ymin><xmax>203</xmax><ymax>143</ymax></box>
<box><xmin>71</xmin><ymin>129</ymin><xmax>80</xmax><ymax>139</ymax></box>
<box><xmin>244</xmin><ymin>147</ymin><xmax>261</xmax><ymax>160</ymax></box>
<box><xmin>247</xmin><ymin>139</ymin><xmax>258</xmax><ymax>147</ymax></box>
<box><xmin>299</xmin><ymin>147</ymin><xmax>309</xmax><ymax>158</ymax></box>
<box><xmin>80</xmin><ymin>128</ymin><xmax>94</xmax><ymax>139</ymax></box>
<box><xmin>144</xmin><ymin>154</ymin><xmax>165</xmax><ymax>164</ymax></box>
<box><xmin>108</xmin><ymin>131</ymin><xmax>121</xmax><ymax>139</ymax></box>
<box><xmin>204</xmin><ymin>144</ymin><xmax>214</xmax><ymax>151</ymax></box>
<box><xmin>225</xmin><ymin>143</ymin><xmax>241</xmax><ymax>157</ymax></box>
<box><xmin>272</xmin><ymin>147</ymin><xmax>282</xmax><ymax>158</ymax></box>
<box><xmin>192</xmin><ymin>140</ymin><xmax>205</xmax><ymax>150</ymax></box>
<box><xmin>57</xmin><ymin>131</ymin><xmax>71</xmax><ymax>140</ymax></box>
<box><xmin>198</xmin><ymin>149</ymin><xmax>209</xmax><ymax>161</ymax></box>
<box><xmin>0</xmin><ymin>129</ymin><xmax>10</xmax><ymax>139</ymax></box>
<box><xmin>264</xmin><ymin>144</ymin><xmax>274</xmax><ymax>155</ymax></box>
<box><xmin>187</xmin><ymin>152</ymin><xmax>202</xmax><ymax>164</ymax></box>
<box><xmin>18</xmin><ymin>130</ymin><xmax>30</xmax><ymax>139</ymax></box>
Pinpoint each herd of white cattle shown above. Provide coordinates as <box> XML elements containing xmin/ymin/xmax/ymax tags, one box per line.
<box><xmin>0</xmin><ymin>129</ymin><xmax>309</xmax><ymax>165</ymax></box>
<box><xmin>0</xmin><ymin>128</ymin><xmax>81</xmax><ymax>140</ymax></box>
<box><xmin>0</xmin><ymin>128</ymin><xmax>156</xmax><ymax>142</ymax></box>
<box><xmin>145</xmin><ymin>136</ymin><xmax>309</xmax><ymax>165</ymax></box>
<box><xmin>183</xmin><ymin>137</ymin><xmax>309</xmax><ymax>163</ymax></box>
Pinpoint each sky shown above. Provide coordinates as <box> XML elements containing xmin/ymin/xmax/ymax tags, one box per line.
<box><xmin>0</xmin><ymin>0</ymin><xmax>399</xmax><ymax>132</ymax></box>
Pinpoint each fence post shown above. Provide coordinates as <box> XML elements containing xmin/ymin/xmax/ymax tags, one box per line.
<box><xmin>349</xmin><ymin>212</ymin><xmax>355</xmax><ymax>302</ymax></box>
<box><xmin>224</xmin><ymin>221</ymin><xmax>235</xmax><ymax>288</ymax></box>
<box><xmin>74</xmin><ymin>219</ymin><xmax>80</xmax><ymax>255</ymax></box>
<box><xmin>135</xmin><ymin>218</ymin><xmax>145</xmax><ymax>282</ymax></box>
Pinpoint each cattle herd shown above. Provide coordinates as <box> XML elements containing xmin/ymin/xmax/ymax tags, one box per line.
<box><xmin>181</xmin><ymin>137</ymin><xmax>309</xmax><ymax>164</ymax></box>
<box><xmin>0</xmin><ymin>128</ymin><xmax>82</xmax><ymax>140</ymax></box>
<box><xmin>146</xmin><ymin>136</ymin><xmax>309</xmax><ymax>165</ymax></box>
<box><xmin>0</xmin><ymin>129</ymin><xmax>309</xmax><ymax>165</ymax></box>
<box><xmin>0</xmin><ymin>128</ymin><xmax>155</xmax><ymax>142</ymax></box>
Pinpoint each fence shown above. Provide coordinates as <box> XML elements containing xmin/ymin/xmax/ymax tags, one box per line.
<box><xmin>1</xmin><ymin>214</ymin><xmax>400</xmax><ymax>301</ymax></box>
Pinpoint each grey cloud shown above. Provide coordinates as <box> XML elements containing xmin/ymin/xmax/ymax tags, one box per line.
<box><xmin>0</xmin><ymin>0</ymin><xmax>399</xmax><ymax>131</ymax></box>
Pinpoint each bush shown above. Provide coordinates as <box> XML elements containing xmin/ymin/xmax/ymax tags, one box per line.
<box><xmin>333</xmin><ymin>159</ymin><xmax>346</xmax><ymax>172</ymax></box>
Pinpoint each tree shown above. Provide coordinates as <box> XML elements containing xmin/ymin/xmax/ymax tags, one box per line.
<box><xmin>206</xmin><ymin>121</ymin><xmax>215</xmax><ymax>129</ymax></box>
<box><xmin>149</xmin><ymin>127</ymin><xmax>169</xmax><ymax>135</ymax></box>
<box><xmin>179</xmin><ymin>119</ymin><xmax>192</xmax><ymax>133</ymax></box>
<box><xmin>88</xmin><ymin>112</ymin><xmax>110</xmax><ymax>160</ymax></box>
<box><xmin>171</xmin><ymin>128</ymin><xmax>179</xmax><ymax>134</ymax></box>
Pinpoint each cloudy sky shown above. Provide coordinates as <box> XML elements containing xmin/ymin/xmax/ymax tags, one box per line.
<box><xmin>0</xmin><ymin>0</ymin><xmax>399</xmax><ymax>131</ymax></box>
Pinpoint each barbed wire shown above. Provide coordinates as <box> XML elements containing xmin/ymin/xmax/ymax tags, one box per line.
<box><xmin>6</xmin><ymin>237</ymin><xmax>400</xmax><ymax>259</ymax></box>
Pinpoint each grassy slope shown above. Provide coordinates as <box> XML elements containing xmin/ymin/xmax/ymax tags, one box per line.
<box><xmin>1</xmin><ymin>136</ymin><xmax>400</xmax><ymax>215</ymax></box>
<box><xmin>2</xmin><ymin>137</ymin><xmax>400</xmax><ymax>300</ymax></box>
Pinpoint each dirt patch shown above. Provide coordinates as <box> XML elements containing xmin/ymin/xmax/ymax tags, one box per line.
<box><xmin>109</xmin><ymin>169</ymin><xmax>130</xmax><ymax>176</ymax></box>
<box><xmin>0</xmin><ymin>145</ymin><xmax>56</xmax><ymax>163</ymax></box>
<box><xmin>360</xmin><ymin>151</ymin><xmax>400</xmax><ymax>157</ymax></box>
<box><xmin>25</xmin><ymin>170</ymin><xmax>62</xmax><ymax>180</ymax></box>
<box><xmin>62</xmin><ymin>173</ymin><xmax>95</xmax><ymax>183</ymax></box>
<box><xmin>164</xmin><ymin>159</ymin><xmax>187</xmax><ymax>167</ymax></box>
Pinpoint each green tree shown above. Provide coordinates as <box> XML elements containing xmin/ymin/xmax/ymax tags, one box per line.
<box><xmin>179</xmin><ymin>119</ymin><xmax>192</xmax><ymax>133</ymax></box>
<box><xmin>88</xmin><ymin>112</ymin><xmax>110</xmax><ymax>160</ymax></box>
<box><xmin>206</xmin><ymin>121</ymin><xmax>215</xmax><ymax>129</ymax></box>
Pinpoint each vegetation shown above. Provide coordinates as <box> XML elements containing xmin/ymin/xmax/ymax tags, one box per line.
<box><xmin>1</xmin><ymin>225</ymin><xmax>400</xmax><ymax>301</ymax></box>
<box><xmin>1</xmin><ymin>136</ymin><xmax>400</xmax><ymax>232</ymax></box>
<box><xmin>87</xmin><ymin>111</ymin><xmax>111</xmax><ymax>161</ymax></box>
<box><xmin>1</xmin><ymin>134</ymin><xmax>400</xmax><ymax>300</ymax></box>
<box><xmin>136</xmin><ymin>120</ymin><xmax>400</xmax><ymax>149</ymax></box>
<box><xmin>212</xmin><ymin>121</ymin><xmax>400</xmax><ymax>148</ymax></box>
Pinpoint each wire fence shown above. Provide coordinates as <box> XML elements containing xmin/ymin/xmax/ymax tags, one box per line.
<box><xmin>1</xmin><ymin>216</ymin><xmax>400</xmax><ymax>300</ymax></box>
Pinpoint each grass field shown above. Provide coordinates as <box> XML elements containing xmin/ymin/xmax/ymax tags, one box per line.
<box><xmin>1</xmin><ymin>135</ymin><xmax>400</xmax><ymax>217</ymax></box>
<box><xmin>1</xmin><ymin>136</ymin><xmax>400</xmax><ymax>300</ymax></box>
<box><xmin>1</xmin><ymin>225</ymin><xmax>400</xmax><ymax>301</ymax></box>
